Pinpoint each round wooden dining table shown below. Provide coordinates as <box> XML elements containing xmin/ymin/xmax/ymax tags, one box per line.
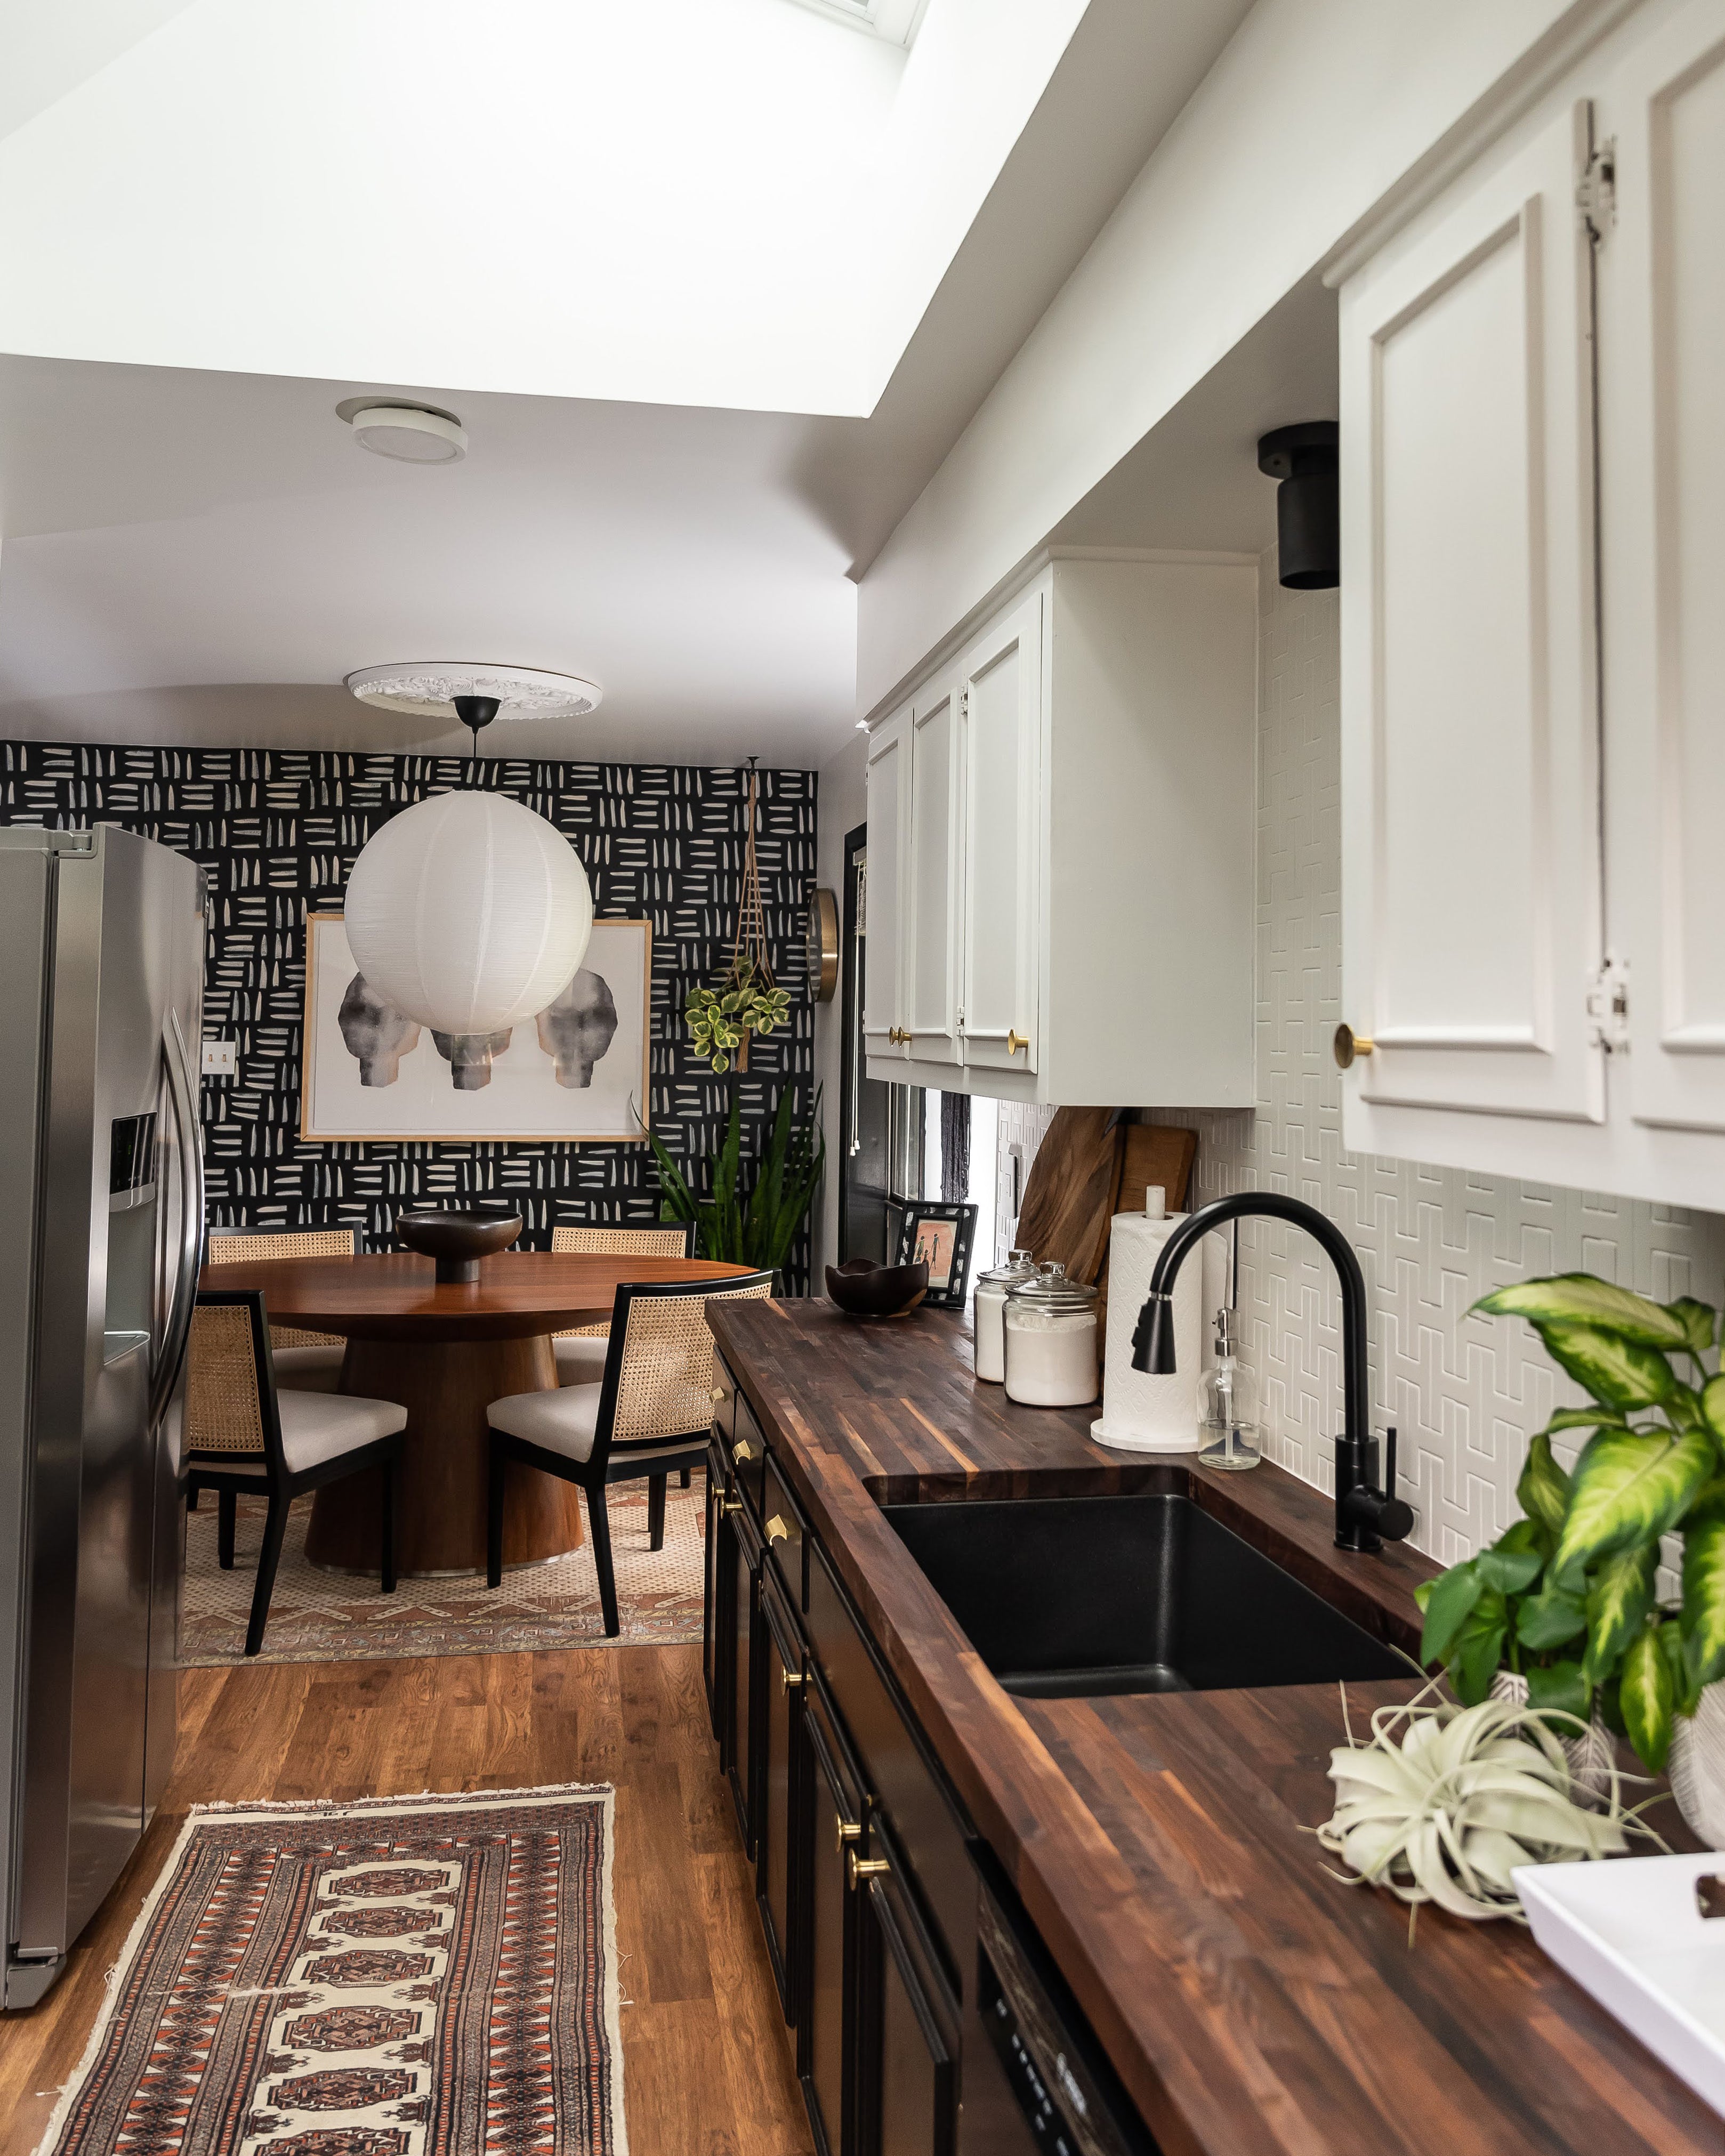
<box><xmin>197</xmin><ymin>1249</ymin><xmax>753</xmax><ymax>1576</ymax></box>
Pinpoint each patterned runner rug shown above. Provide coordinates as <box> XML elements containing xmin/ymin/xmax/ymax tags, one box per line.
<box><xmin>34</xmin><ymin>1786</ymin><xmax>626</xmax><ymax>2156</ymax></box>
<box><xmin>181</xmin><ymin>1481</ymin><xmax>705</xmax><ymax>1665</ymax></box>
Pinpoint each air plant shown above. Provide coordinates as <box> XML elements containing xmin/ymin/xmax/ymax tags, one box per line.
<box><xmin>1317</xmin><ymin>1678</ymin><xmax>1647</xmax><ymax>1928</ymax></box>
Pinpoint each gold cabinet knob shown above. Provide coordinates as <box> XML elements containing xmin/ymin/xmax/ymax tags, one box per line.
<box><xmin>1006</xmin><ymin>1029</ymin><xmax>1029</xmax><ymax>1057</ymax></box>
<box><xmin>888</xmin><ymin>1025</ymin><xmax>911</xmax><ymax>1046</ymax></box>
<box><xmin>835</xmin><ymin>1816</ymin><xmax>862</xmax><ymax>1854</ymax></box>
<box><xmin>710</xmin><ymin>1387</ymin><xmax>728</xmax><ymax>1404</ymax></box>
<box><xmin>780</xmin><ymin>1666</ymin><xmax>805</xmax><ymax>1694</ymax></box>
<box><xmin>734</xmin><ymin>1439</ymin><xmax>755</xmax><ymax>1462</ymax></box>
<box><xmin>1333</xmin><ymin>1023</ymin><xmax>1375</xmax><ymax>1070</ymax></box>
<box><xmin>720</xmin><ymin>1495</ymin><xmax>744</xmax><ymax>1516</ymax></box>
<box><xmin>765</xmin><ymin>1514</ymin><xmax>791</xmax><ymax>1544</ymax></box>
<box><xmin>848</xmin><ymin>1851</ymin><xmax>890</xmax><ymax>1890</ymax></box>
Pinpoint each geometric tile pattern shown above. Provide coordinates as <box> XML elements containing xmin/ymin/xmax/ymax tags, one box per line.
<box><xmin>1150</xmin><ymin>556</ymin><xmax>1725</xmax><ymax>1566</ymax></box>
<box><xmin>0</xmin><ymin>741</ymin><xmax>817</xmax><ymax>1286</ymax></box>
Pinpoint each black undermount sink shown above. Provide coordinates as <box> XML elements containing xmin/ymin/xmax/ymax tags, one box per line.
<box><xmin>883</xmin><ymin>1494</ymin><xmax>1406</xmax><ymax>1700</ymax></box>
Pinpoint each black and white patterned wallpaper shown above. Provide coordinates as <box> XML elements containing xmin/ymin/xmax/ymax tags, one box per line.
<box><xmin>0</xmin><ymin>741</ymin><xmax>818</xmax><ymax>1284</ymax></box>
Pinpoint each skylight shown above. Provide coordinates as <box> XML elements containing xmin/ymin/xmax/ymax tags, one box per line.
<box><xmin>785</xmin><ymin>0</ymin><xmax>928</xmax><ymax>45</ymax></box>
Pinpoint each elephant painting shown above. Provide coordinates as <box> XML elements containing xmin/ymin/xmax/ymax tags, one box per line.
<box><xmin>536</xmin><ymin>969</ymin><xmax>619</xmax><ymax>1088</ymax></box>
<box><xmin>337</xmin><ymin>973</ymin><xmax>422</xmax><ymax>1086</ymax></box>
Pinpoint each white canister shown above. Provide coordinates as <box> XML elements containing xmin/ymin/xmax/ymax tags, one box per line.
<box><xmin>973</xmin><ymin>1248</ymin><xmax>1037</xmax><ymax>1383</ymax></box>
<box><xmin>1003</xmin><ymin>1263</ymin><xmax>1100</xmax><ymax>1409</ymax></box>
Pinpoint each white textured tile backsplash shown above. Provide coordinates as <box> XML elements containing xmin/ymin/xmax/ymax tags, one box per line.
<box><xmin>1149</xmin><ymin>554</ymin><xmax>1725</xmax><ymax>1566</ymax></box>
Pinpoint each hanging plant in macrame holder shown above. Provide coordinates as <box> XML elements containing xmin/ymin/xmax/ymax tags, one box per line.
<box><xmin>685</xmin><ymin>762</ymin><xmax>791</xmax><ymax>1074</ymax></box>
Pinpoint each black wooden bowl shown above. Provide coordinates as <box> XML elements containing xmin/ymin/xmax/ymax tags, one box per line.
<box><xmin>396</xmin><ymin>1206</ymin><xmax>522</xmax><ymax>1283</ymax></box>
<box><xmin>824</xmin><ymin>1257</ymin><xmax>929</xmax><ymax>1319</ymax></box>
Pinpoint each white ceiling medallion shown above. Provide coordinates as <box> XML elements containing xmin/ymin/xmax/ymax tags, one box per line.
<box><xmin>344</xmin><ymin>663</ymin><xmax>603</xmax><ymax>722</ymax></box>
<box><xmin>340</xmin><ymin>399</ymin><xmax>467</xmax><ymax>464</ymax></box>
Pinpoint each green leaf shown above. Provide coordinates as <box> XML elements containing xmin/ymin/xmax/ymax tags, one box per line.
<box><xmin>1581</xmin><ymin>1544</ymin><xmax>1658</xmax><ymax>1683</ymax></box>
<box><xmin>1516</xmin><ymin>1430</ymin><xmax>1572</xmax><ymax>1545</ymax></box>
<box><xmin>1476</xmin><ymin>1522</ymin><xmax>1544</xmax><ymax>1596</ymax></box>
<box><xmin>1473</xmin><ymin>1274</ymin><xmax>1691</xmax><ymax>1348</ymax></box>
<box><xmin>1417</xmin><ymin>1559</ymin><xmax>1484</xmax><ymax>1667</ymax></box>
<box><xmin>1525</xmin><ymin>1659</ymin><xmax>1589</xmax><ymax>1725</ymax></box>
<box><xmin>1553</xmin><ymin>1425</ymin><xmax>1715</xmax><ymax>1576</ymax></box>
<box><xmin>1682</xmin><ymin>1505</ymin><xmax>1725</xmax><ymax>1691</ymax></box>
<box><xmin>1516</xmin><ymin>1583</ymin><xmax>1587</xmax><ymax>1651</ymax></box>
<box><xmin>1667</xmin><ymin>1296</ymin><xmax>1718</xmax><ymax>1356</ymax></box>
<box><xmin>1448</xmin><ymin>1588</ymin><xmax>1510</xmax><ymax>1707</ymax></box>
<box><xmin>1541</xmin><ymin>1407</ymin><xmax>1635</xmax><ymax>1435</ymax></box>
<box><xmin>1619</xmin><ymin>1622</ymin><xmax>1675</xmax><ymax>1773</ymax></box>
<box><xmin>1702</xmin><ymin>1374</ymin><xmax>1725</xmax><ymax>1451</ymax></box>
<box><xmin>1538</xmin><ymin>1323</ymin><xmax>1679</xmax><ymax>1412</ymax></box>
<box><xmin>1660</xmin><ymin>1611</ymin><xmax>1701</xmax><ymax>1719</ymax></box>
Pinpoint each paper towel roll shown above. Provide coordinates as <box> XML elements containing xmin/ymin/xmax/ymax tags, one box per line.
<box><xmin>1090</xmin><ymin>1212</ymin><xmax>1203</xmax><ymax>1451</ymax></box>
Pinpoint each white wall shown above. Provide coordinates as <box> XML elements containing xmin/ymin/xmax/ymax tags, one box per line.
<box><xmin>1147</xmin><ymin>555</ymin><xmax>1725</xmax><ymax>1566</ymax></box>
<box><xmin>813</xmin><ymin>729</ymin><xmax>868</xmax><ymax>1277</ymax></box>
<box><xmin>857</xmin><ymin>0</ymin><xmax>1624</xmax><ymax>714</ymax></box>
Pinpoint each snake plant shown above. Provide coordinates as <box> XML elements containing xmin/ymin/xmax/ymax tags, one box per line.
<box><xmin>649</xmin><ymin>1083</ymin><xmax>824</xmax><ymax>1274</ymax></box>
<box><xmin>1418</xmin><ymin>1272</ymin><xmax>1725</xmax><ymax>1775</ymax></box>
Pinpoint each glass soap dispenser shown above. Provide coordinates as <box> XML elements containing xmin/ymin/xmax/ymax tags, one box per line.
<box><xmin>1197</xmin><ymin>1306</ymin><xmax>1261</xmax><ymax>1470</ymax></box>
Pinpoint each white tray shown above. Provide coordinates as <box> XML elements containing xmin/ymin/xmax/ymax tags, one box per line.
<box><xmin>1514</xmin><ymin>1854</ymin><xmax>1725</xmax><ymax>2116</ymax></box>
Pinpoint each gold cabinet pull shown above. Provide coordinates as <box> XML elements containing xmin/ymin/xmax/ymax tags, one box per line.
<box><xmin>835</xmin><ymin>1816</ymin><xmax>862</xmax><ymax>1854</ymax></box>
<box><xmin>765</xmin><ymin>1514</ymin><xmax>791</xmax><ymax>1544</ymax></box>
<box><xmin>720</xmin><ymin>1491</ymin><xmax>744</xmax><ymax>1516</ymax></box>
<box><xmin>1333</xmin><ymin>1023</ymin><xmax>1375</xmax><ymax>1070</ymax></box>
<box><xmin>734</xmin><ymin>1439</ymin><xmax>755</xmax><ymax>1462</ymax></box>
<box><xmin>710</xmin><ymin>1387</ymin><xmax>729</xmax><ymax>1405</ymax></box>
<box><xmin>780</xmin><ymin>1666</ymin><xmax>805</xmax><ymax>1694</ymax></box>
<box><xmin>848</xmin><ymin>1851</ymin><xmax>889</xmax><ymax>1890</ymax></box>
<box><xmin>1006</xmin><ymin>1029</ymin><xmax>1029</xmax><ymax>1057</ymax></box>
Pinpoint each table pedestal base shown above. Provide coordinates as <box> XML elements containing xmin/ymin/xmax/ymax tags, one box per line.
<box><xmin>304</xmin><ymin>1335</ymin><xmax>584</xmax><ymax>1576</ymax></box>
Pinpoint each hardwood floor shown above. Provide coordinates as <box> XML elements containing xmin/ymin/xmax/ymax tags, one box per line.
<box><xmin>0</xmin><ymin>1645</ymin><xmax>813</xmax><ymax>2156</ymax></box>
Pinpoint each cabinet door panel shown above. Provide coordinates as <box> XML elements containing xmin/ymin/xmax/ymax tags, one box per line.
<box><xmin>856</xmin><ymin>1827</ymin><xmax>958</xmax><ymax>2156</ymax></box>
<box><xmin>758</xmin><ymin>1579</ymin><xmax>801</xmax><ymax>2019</ymax></box>
<box><xmin>959</xmin><ymin>594</ymin><xmax>1041</xmax><ymax>1076</ymax></box>
<box><xmin>726</xmin><ymin>1509</ymin><xmax>762</xmax><ymax>1856</ymax></box>
<box><xmin>1340</xmin><ymin>105</ymin><xmax>1602</xmax><ymax>1124</ymax></box>
<box><xmin>865</xmin><ymin>710</ymin><xmax>909</xmax><ymax>1065</ymax></box>
<box><xmin>800</xmin><ymin>1686</ymin><xmax>864</xmax><ymax>2156</ymax></box>
<box><xmin>906</xmin><ymin>674</ymin><xmax>963</xmax><ymax>1067</ymax></box>
<box><xmin>1603</xmin><ymin>6</ymin><xmax>1725</xmax><ymax>1131</ymax></box>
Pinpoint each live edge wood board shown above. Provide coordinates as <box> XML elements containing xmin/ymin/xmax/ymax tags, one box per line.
<box><xmin>707</xmin><ymin>1296</ymin><xmax>1717</xmax><ymax>2156</ymax></box>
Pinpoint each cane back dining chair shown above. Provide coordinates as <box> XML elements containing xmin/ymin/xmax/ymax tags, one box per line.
<box><xmin>548</xmin><ymin>1223</ymin><xmax>698</xmax><ymax>1385</ymax></box>
<box><xmin>183</xmin><ymin>1288</ymin><xmax>407</xmax><ymax>1656</ymax></box>
<box><xmin>485</xmin><ymin>1271</ymin><xmax>772</xmax><ymax>1635</ymax></box>
<box><xmin>205</xmin><ymin>1227</ymin><xmax>357</xmax><ymax>1392</ymax></box>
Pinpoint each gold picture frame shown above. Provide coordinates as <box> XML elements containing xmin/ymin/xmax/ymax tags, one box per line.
<box><xmin>300</xmin><ymin>911</ymin><xmax>653</xmax><ymax>1143</ymax></box>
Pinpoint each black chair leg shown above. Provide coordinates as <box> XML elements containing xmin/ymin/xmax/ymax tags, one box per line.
<box><xmin>380</xmin><ymin>1458</ymin><xmax>397</xmax><ymax>1595</ymax></box>
<box><xmin>648</xmin><ymin>1474</ymin><xmax>667</xmax><ymax>1552</ymax></box>
<box><xmin>486</xmin><ymin>1440</ymin><xmax>508</xmax><ymax>1590</ymax></box>
<box><xmin>245</xmin><ymin>1493</ymin><xmax>289</xmax><ymax>1658</ymax></box>
<box><xmin>679</xmin><ymin>1466</ymin><xmax>691</xmax><ymax>1490</ymax></box>
<box><xmin>586</xmin><ymin>1485</ymin><xmax>620</xmax><ymax>1637</ymax></box>
<box><xmin>188</xmin><ymin>1484</ymin><xmax>200</xmax><ymax>1512</ymax></box>
<box><xmin>217</xmin><ymin>1487</ymin><xmax>237</xmax><ymax>1570</ymax></box>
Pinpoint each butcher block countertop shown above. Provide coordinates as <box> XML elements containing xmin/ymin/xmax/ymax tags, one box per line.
<box><xmin>706</xmin><ymin>1296</ymin><xmax>1716</xmax><ymax>2156</ymax></box>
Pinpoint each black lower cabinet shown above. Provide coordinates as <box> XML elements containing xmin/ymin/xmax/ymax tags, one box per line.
<box><xmin>758</xmin><ymin>1573</ymin><xmax>802</xmax><ymax>2017</ymax></box>
<box><xmin>703</xmin><ymin>1441</ymin><xmax>725</xmax><ymax>1734</ymax></box>
<box><xmin>796</xmin><ymin>1682</ymin><xmax>866</xmax><ymax>2155</ymax></box>
<box><xmin>713</xmin><ymin>1477</ymin><xmax>763</xmax><ymax>1857</ymax></box>
<box><xmin>854</xmin><ymin>1818</ymin><xmax>960</xmax><ymax>2156</ymax></box>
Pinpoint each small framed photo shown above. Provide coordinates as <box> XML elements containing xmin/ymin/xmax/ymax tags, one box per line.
<box><xmin>897</xmin><ymin>1202</ymin><xmax>978</xmax><ymax>1310</ymax></box>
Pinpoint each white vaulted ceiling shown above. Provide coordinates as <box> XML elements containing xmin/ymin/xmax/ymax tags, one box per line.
<box><xmin>0</xmin><ymin>0</ymin><xmax>1261</xmax><ymax>764</ymax></box>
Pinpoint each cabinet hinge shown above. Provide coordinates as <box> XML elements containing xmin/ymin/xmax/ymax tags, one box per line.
<box><xmin>1577</xmin><ymin>138</ymin><xmax>1616</xmax><ymax>243</ymax></box>
<box><xmin>958</xmin><ymin>686</ymin><xmax>970</xmax><ymax>718</ymax></box>
<box><xmin>1586</xmin><ymin>956</ymin><xmax>1629</xmax><ymax>1053</ymax></box>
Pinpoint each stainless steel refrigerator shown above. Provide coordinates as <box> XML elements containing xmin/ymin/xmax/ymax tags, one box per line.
<box><xmin>0</xmin><ymin>825</ymin><xmax>204</xmax><ymax>2007</ymax></box>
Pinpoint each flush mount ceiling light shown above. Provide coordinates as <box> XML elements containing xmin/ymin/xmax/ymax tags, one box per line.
<box><xmin>345</xmin><ymin>663</ymin><xmax>603</xmax><ymax>754</ymax></box>
<box><xmin>338</xmin><ymin>397</ymin><xmax>467</xmax><ymax>464</ymax></box>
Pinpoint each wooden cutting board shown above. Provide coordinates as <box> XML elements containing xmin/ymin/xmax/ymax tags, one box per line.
<box><xmin>1013</xmin><ymin>1108</ymin><xmax>1125</xmax><ymax>1286</ymax></box>
<box><xmin>1115</xmin><ymin>1124</ymin><xmax>1196</xmax><ymax>1217</ymax></box>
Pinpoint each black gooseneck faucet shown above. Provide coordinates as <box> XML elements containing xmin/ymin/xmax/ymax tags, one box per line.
<box><xmin>1129</xmin><ymin>1191</ymin><xmax>1415</xmax><ymax>1553</ymax></box>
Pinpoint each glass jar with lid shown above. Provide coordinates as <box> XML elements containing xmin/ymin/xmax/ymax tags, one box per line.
<box><xmin>1003</xmin><ymin>1262</ymin><xmax>1100</xmax><ymax>1408</ymax></box>
<box><xmin>972</xmin><ymin>1248</ymin><xmax>1037</xmax><ymax>1384</ymax></box>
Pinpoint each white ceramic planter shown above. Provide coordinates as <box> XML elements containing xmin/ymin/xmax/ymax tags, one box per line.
<box><xmin>1489</xmin><ymin>1669</ymin><xmax>1616</xmax><ymax>1800</ymax></box>
<box><xmin>1668</xmin><ymin>1681</ymin><xmax>1725</xmax><ymax>1850</ymax></box>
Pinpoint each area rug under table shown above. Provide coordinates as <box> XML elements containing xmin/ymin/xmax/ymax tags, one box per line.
<box><xmin>181</xmin><ymin>1480</ymin><xmax>706</xmax><ymax>1665</ymax></box>
<box><xmin>35</xmin><ymin>1786</ymin><xmax>625</xmax><ymax>2156</ymax></box>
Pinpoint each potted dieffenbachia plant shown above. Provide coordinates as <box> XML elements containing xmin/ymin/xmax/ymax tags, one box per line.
<box><xmin>1416</xmin><ymin>1274</ymin><xmax>1725</xmax><ymax>1834</ymax></box>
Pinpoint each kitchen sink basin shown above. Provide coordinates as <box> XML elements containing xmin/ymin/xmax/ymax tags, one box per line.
<box><xmin>883</xmin><ymin>1494</ymin><xmax>1407</xmax><ymax>1699</ymax></box>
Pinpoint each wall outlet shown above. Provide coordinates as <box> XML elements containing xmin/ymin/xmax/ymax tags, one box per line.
<box><xmin>201</xmin><ymin>1040</ymin><xmax>237</xmax><ymax>1076</ymax></box>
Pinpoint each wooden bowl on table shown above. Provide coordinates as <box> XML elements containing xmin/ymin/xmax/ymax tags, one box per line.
<box><xmin>396</xmin><ymin>1206</ymin><xmax>523</xmax><ymax>1283</ymax></box>
<box><xmin>824</xmin><ymin>1257</ymin><xmax>929</xmax><ymax>1319</ymax></box>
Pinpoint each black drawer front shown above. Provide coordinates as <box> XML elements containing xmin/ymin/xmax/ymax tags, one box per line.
<box><xmin>762</xmin><ymin>1453</ymin><xmax>808</xmax><ymax>1610</ymax></box>
<box><xmin>711</xmin><ymin>1352</ymin><xmax>739</xmax><ymax>1442</ymax></box>
<box><xmin>807</xmin><ymin>1544</ymin><xmax>973</xmax><ymax>1993</ymax></box>
<box><xmin>731</xmin><ymin>1396</ymin><xmax>769</xmax><ymax>1515</ymax></box>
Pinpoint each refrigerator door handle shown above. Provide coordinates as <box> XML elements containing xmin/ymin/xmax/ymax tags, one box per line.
<box><xmin>149</xmin><ymin>1010</ymin><xmax>203</xmax><ymax>1433</ymax></box>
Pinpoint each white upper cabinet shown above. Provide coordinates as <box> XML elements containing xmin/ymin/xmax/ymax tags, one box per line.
<box><xmin>1340</xmin><ymin>104</ymin><xmax>1603</xmax><ymax>1129</ymax></box>
<box><xmin>1339</xmin><ymin>0</ymin><xmax>1725</xmax><ymax>1209</ymax></box>
<box><xmin>1601</xmin><ymin>0</ymin><xmax>1725</xmax><ymax>1142</ymax></box>
<box><xmin>864</xmin><ymin>553</ymin><xmax>1257</xmax><ymax>1108</ymax></box>
<box><xmin>862</xmin><ymin>706</ymin><xmax>910</xmax><ymax>1064</ymax></box>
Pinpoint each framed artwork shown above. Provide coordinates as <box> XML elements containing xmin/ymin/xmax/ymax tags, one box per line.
<box><xmin>300</xmin><ymin>913</ymin><xmax>652</xmax><ymax>1142</ymax></box>
<box><xmin>896</xmin><ymin>1201</ymin><xmax>978</xmax><ymax>1310</ymax></box>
